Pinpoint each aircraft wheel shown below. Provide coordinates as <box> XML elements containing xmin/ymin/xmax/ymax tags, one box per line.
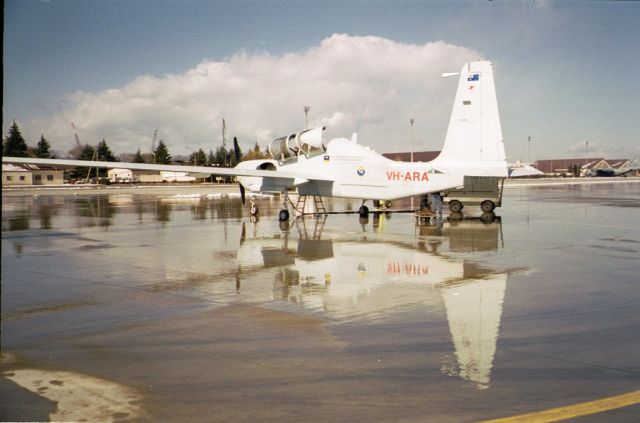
<box><xmin>449</xmin><ymin>200</ymin><xmax>463</xmax><ymax>212</ymax></box>
<box><xmin>481</xmin><ymin>211</ymin><xmax>496</xmax><ymax>224</ymax></box>
<box><xmin>385</xmin><ymin>201</ymin><xmax>392</xmax><ymax>208</ymax></box>
<box><xmin>250</xmin><ymin>204</ymin><xmax>259</xmax><ymax>216</ymax></box>
<box><xmin>480</xmin><ymin>200</ymin><xmax>495</xmax><ymax>213</ymax></box>
<box><xmin>279</xmin><ymin>209</ymin><xmax>290</xmax><ymax>221</ymax></box>
<box><xmin>358</xmin><ymin>205</ymin><xmax>369</xmax><ymax>218</ymax></box>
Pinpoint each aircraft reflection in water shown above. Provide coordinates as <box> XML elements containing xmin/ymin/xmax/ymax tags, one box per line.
<box><xmin>238</xmin><ymin>216</ymin><xmax>507</xmax><ymax>389</ymax></box>
<box><xmin>2</xmin><ymin>194</ymin><xmax>507</xmax><ymax>388</ymax></box>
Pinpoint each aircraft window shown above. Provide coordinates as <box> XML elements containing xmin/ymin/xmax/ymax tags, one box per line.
<box><xmin>463</xmin><ymin>101</ymin><xmax>471</xmax><ymax>106</ymax></box>
<box><xmin>268</xmin><ymin>137</ymin><xmax>287</xmax><ymax>160</ymax></box>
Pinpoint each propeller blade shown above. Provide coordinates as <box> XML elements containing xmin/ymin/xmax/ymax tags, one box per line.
<box><xmin>233</xmin><ymin>137</ymin><xmax>241</xmax><ymax>163</ymax></box>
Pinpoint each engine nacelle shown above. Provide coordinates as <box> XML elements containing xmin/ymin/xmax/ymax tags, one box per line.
<box><xmin>235</xmin><ymin>159</ymin><xmax>277</xmax><ymax>172</ymax></box>
<box><xmin>268</xmin><ymin>127</ymin><xmax>326</xmax><ymax>163</ymax></box>
<box><xmin>235</xmin><ymin>159</ymin><xmax>279</xmax><ymax>193</ymax></box>
<box><xmin>298</xmin><ymin>126</ymin><xmax>325</xmax><ymax>149</ymax></box>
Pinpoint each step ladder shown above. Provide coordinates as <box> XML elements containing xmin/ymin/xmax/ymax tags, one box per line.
<box><xmin>292</xmin><ymin>195</ymin><xmax>328</xmax><ymax>217</ymax></box>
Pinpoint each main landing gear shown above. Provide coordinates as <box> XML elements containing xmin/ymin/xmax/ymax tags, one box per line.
<box><xmin>278</xmin><ymin>191</ymin><xmax>328</xmax><ymax>221</ymax></box>
<box><xmin>279</xmin><ymin>209</ymin><xmax>290</xmax><ymax>221</ymax></box>
<box><xmin>279</xmin><ymin>190</ymin><xmax>291</xmax><ymax>221</ymax></box>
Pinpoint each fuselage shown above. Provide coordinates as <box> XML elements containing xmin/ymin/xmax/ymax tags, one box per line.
<box><xmin>237</xmin><ymin>138</ymin><xmax>464</xmax><ymax>200</ymax></box>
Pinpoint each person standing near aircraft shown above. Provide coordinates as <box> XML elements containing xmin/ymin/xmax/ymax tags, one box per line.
<box><xmin>431</xmin><ymin>193</ymin><xmax>443</xmax><ymax>215</ymax></box>
<box><xmin>420</xmin><ymin>195</ymin><xmax>431</xmax><ymax>212</ymax></box>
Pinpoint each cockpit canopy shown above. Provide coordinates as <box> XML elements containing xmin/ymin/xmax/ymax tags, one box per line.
<box><xmin>268</xmin><ymin>127</ymin><xmax>326</xmax><ymax>163</ymax></box>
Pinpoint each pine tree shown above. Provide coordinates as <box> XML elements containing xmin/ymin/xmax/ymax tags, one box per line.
<box><xmin>133</xmin><ymin>149</ymin><xmax>145</xmax><ymax>163</ymax></box>
<box><xmin>70</xmin><ymin>144</ymin><xmax>96</xmax><ymax>179</ymax></box>
<box><xmin>96</xmin><ymin>139</ymin><xmax>117</xmax><ymax>161</ymax></box>
<box><xmin>3</xmin><ymin>120</ymin><xmax>29</xmax><ymax>157</ymax></box>
<box><xmin>154</xmin><ymin>140</ymin><xmax>172</xmax><ymax>164</ymax></box>
<box><xmin>208</xmin><ymin>149</ymin><xmax>215</xmax><ymax>165</ymax></box>
<box><xmin>215</xmin><ymin>146</ymin><xmax>228</xmax><ymax>166</ymax></box>
<box><xmin>242</xmin><ymin>142</ymin><xmax>267</xmax><ymax>161</ymax></box>
<box><xmin>195</xmin><ymin>148</ymin><xmax>207</xmax><ymax>166</ymax></box>
<box><xmin>79</xmin><ymin>145</ymin><xmax>95</xmax><ymax>160</ymax></box>
<box><xmin>35</xmin><ymin>135</ymin><xmax>52</xmax><ymax>158</ymax></box>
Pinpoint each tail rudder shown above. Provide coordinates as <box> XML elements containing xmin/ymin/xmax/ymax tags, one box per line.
<box><xmin>433</xmin><ymin>60</ymin><xmax>507</xmax><ymax>176</ymax></box>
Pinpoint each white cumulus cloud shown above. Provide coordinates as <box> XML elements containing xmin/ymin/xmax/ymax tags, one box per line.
<box><xmin>26</xmin><ymin>34</ymin><xmax>480</xmax><ymax>156</ymax></box>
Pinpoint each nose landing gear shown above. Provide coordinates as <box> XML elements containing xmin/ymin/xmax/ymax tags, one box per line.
<box><xmin>358</xmin><ymin>201</ymin><xmax>369</xmax><ymax>218</ymax></box>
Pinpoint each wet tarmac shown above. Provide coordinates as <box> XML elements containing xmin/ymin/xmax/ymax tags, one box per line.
<box><xmin>2</xmin><ymin>180</ymin><xmax>640</xmax><ymax>422</ymax></box>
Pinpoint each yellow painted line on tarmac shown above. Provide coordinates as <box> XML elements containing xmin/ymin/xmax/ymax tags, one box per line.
<box><xmin>480</xmin><ymin>390</ymin><xmax>640</xmax><ymax>423</ymax></box>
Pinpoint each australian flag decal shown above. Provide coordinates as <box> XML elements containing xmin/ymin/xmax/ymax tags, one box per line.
<box><xmin>467</xmin><ymin>73</ymin><xmax>480</xmax><ymax>82</ymax></box>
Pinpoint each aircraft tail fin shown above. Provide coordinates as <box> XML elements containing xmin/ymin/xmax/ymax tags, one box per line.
<box><xmin>432</xmin><ymin>61</ymin><xmax>507</xmax><ymax>177</ymax></box>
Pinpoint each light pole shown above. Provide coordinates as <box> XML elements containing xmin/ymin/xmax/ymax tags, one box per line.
<box><xmin>410</xmin><ymin>118</ymin><xmax>415</xmax><ymax>211</ymax></box>
<box><xmin>304</xmin><ymin>106</ymin><xmax>310</xmax><ymax>129</ymax></box>
<box><xmin>410</xmin><ymin>118</ymin><xmax>415</xmax><ymax>163</ymax></box>
<box><xmin>528</xmin><ymin>136</ymin><xmax>531</xmax><ymax>163</ymax></box>
<box><xmin>185</xmin><ymin>146</ymin><xmax>195</xmax><ymax>166</ymax></box>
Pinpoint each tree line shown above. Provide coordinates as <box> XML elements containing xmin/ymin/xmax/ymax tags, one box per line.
<box><xmin>2</xmin><ymin>121</ymin><xmax>267</xmax><ymax>168</ymax></box>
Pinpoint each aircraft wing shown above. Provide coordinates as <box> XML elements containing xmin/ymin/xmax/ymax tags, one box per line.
<box><xmin>507</xmin><ymin>163</ymin><xmax>544</xmax><ymax>178</ymax></box>
<box><xmin>2</xmin><ymin>156</ymin><xmax>334</xmax><ymax>183</ymax></box>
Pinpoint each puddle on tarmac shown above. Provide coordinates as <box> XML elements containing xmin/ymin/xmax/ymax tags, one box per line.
<box><xmin>2</xmin><ymin>183</ymin><xmax>639</xmax><ymax>420</ymax></box>
<box><xmin>4</xmin><ymin>368</ymin><xmax>147</xmax><ymax>422</ymax></box>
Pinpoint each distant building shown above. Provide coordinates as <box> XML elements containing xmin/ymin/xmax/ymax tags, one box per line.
<box><xmin>532</xmin><ymin>158</ymin><xmax>636</xmax><ymax>176</ymax></box>
<box><xmin>106</xmin><ymin>168</ymin><xmax>196</xmax><ymax>183</ymax></box>
<box><xmin>2</xmin><ymin>164</ymin><xmax>31</xmax><ymax>185</ymax></box>
<box><xmin>159</xmin><ymin>171</ymin><xmax>196</xmax><ymax>182</ymax></box>
<box><xmin>532</xmin><ymin>158</ymin><xmax>607</xmax><ymax>175</ymax></box>
<box><xmin>608</xmin><ymin>159</ymin><xmax>631</xmax><ymax>170</ymax></box>
<box><xmin>2</xmin><ymin>164</ymin><xmax>65</xmax><ymax>185</ymax></box>
<box><xmin>108</xmin><ymin>168</ymin><xmax>135</xmax><ymax>183</ymax></box>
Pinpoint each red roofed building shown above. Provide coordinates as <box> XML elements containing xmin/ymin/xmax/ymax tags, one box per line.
<box><xmin>532</xmin><ymin>158</ymin><xmax>609</xmax><ymax>175</ymax></box>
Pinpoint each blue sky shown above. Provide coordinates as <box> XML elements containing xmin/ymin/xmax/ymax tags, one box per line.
<box><xmin>4</xmin><ymin>0</ymin><xmax>640</xmax><ymax>161</ymax></box>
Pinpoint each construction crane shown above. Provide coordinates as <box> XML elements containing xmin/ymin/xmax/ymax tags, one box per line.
<box><xmin>70</xmin><ymin>122</ymin><xmax>98</xmax><ymax>183</ymax></box>
<box><xmin>222</xmin><ymin>119</ymin><xmax>228</xmax><ymax>167</ymax></box>
<box><xmin>71</xmin><ymin>122</ymin><xmax>81</xmax><ymax>146</ymax></box>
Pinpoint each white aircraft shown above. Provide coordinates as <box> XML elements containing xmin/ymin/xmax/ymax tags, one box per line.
<box><xmin>4</xmin><ymin>60</ymin><xmax>508</xmax><ymax>221</ymax></box>
<box><xmin>585</xmin><ymin>164</ymin><xmax>639</xmax><ymax>177</ymax></box>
